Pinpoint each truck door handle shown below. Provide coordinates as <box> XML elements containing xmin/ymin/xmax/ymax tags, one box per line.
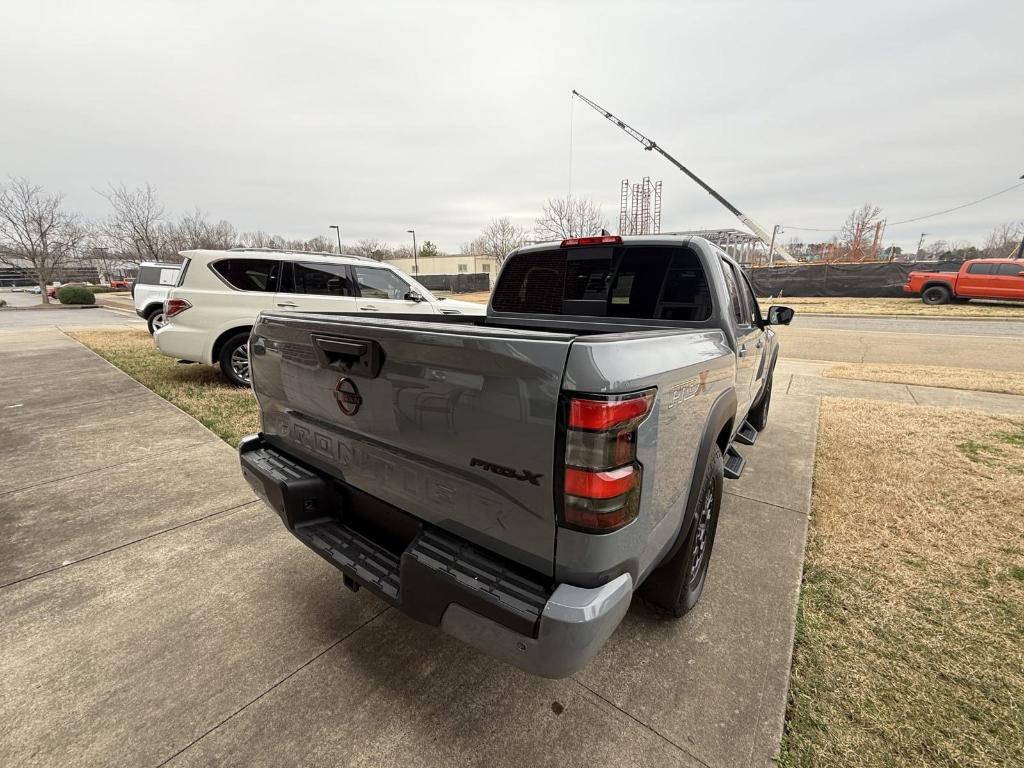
<box><xmin>277</xmin><ymin>301</ymin><xmax>299</xmax><ymax>308</ymax></box>
<box><xmin>359</xmin><ymin>305</ymin><xmax>379</xmax><ymax>312</ymax></box>
<box><xmin>312</xmin><ymin>334</ymin><xmax>384</xmax><ymax>377</ymax></box>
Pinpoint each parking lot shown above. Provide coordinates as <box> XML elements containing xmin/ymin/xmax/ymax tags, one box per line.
<box><xmin>3</xmin><ymin>309</ymin><xmax>1023</xmax><ymax>767</ymax></box>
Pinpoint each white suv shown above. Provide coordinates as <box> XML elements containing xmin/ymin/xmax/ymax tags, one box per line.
<box><xmin>154</xmin><ymin>248</ymin><xmax>485</xmax><ymax>386</ymax></box>
<box><xmin>132</xmin><ymin>262</ymin><xmax>182</xmax><ymax>334</ymax></box>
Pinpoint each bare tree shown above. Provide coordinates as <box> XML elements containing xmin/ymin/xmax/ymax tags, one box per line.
<box><xmin>477</xmin><ymin>217</ymin><xmax>527</xmax><ymax>266</ymax></box>
<box><xmin>99</xmin><ymin>183</ymin><xmax>169</xmax><ymax>262</ymax></box>
<box><xmin>0</xmin><ymin>177</ymin><xmax>84</xmax><ymax>303</ymax></box>
<box><xmin>169</xmin><ymin>208</ymin><xmax>237</xmax><ymax>252</ymax></box>
<box><xmin>838</xmin><ymin>204</ymin><xmax>884</xmax><ymax>259</ymax></box>
<box><xmin>983</xmin><ymin>220</ymin><xmax>1024</xmax><ymax>258</ymax></box>
<box><xmin>534</xmin><ymin>196</ymin><xmax>607</xmax><ymax>241</ymax></box>
<box><xmin>350</xmin><ymin>238</ymin><xmax>392</xmax><ymax>261</ymax></box>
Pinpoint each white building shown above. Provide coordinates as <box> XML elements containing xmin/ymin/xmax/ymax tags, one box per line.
<box><xmin>388</xmin><ymin>253</ymin><xmax>500</xmax><ymax>286</ymax></box>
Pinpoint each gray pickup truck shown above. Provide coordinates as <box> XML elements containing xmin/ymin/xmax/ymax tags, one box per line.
<box><xmin>239</xmin><ymin>235</ymin><xmax>793</xmax><ymax>677</ymax></box>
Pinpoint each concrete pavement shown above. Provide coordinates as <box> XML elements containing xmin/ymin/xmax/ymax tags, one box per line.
<box><xmin>0</xmin><ymin>326</ymin><xmax>817</xmax><ymax>768</ymax></box>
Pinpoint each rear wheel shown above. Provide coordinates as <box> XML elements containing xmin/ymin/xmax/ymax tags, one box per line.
<box><xmin>921</xmin><ymin>285</ymin><xmax>951</xmax><ymax>305</ymax></box>
<box><xmin>639</xmin><ymin>445</ymin><xmax>724</xmax><ymax>617</ymax></box>
<box><xmin>218</xmin><ymin>331</ymin><xmax>251</xmax><ymax>387</ymax></box>
<box><xmin>146</xmin><ymin>307</ymin><xmax>167</xmax><ymax>335</ymax></box>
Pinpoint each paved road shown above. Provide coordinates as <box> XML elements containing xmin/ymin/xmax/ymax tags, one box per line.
<box><xmin>778</xmin><ymin>314</ymin><xmax>1024</xmax><ymax>372</ymax></box>
<box><xmin>791</xmin><ymin>314</ymin><xmax>1024</xmax><ymax>338</ymax></box>
<box><xmin>0</xmin><ymin>326</ymin><xmax>816</xmax><ymax>768</ymax></box>
<box><xmin>0</xmin><ymin>306</ymin><xmax>142</xmax><ymax>329</ymax></box>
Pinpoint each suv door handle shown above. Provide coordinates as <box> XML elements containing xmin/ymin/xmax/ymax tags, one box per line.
<box><xmin>359</xmin><ymin>305</ymin><xmax>379</xmax><ymax>312</ymax></box>
<box><xmin>276</xmin><ymin>301</ymin><xmax>299</xmax><ymax>308</ymax></box>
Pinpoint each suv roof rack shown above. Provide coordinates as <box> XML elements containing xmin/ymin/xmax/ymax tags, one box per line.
<box><xmin>227</xmin><ymin>247</ymin><xmax>378</xmax><ymax>263</ymax></box>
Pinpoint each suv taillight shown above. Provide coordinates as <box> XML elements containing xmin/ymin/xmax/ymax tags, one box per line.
<box><xmin>561</xmin><ymin>389</ymin><xmax>655</xmax><ymax>533</ymax></box>
<box><xmin>165</xmin><ymin>298</ymin><xmax>191</xmax><ymax>318</ymax></box>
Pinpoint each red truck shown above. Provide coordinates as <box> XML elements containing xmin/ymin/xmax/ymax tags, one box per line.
<box><xmin>903</xmin><ymin>258</ymin><xmax>1024</xmax><ymax>305</ymax></box>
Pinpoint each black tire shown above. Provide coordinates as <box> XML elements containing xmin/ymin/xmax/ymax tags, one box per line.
<box><xmin>218</xmin><ymin>331</ymin><xmax>252</xmax><ymax>387</ymax></box>
<box><xmin>146</xmin><ymin>307</ymin><xmax>167</xmax><ymax>335</ymax></box>
<box><xmin>921</xmin><ymin>285</ymin><xmax>951</xmax><ymax>305</ymax></box>
<box><xmin>639</xmin><ymin>445</ymin><xmax>724</xmax><ymax>618</ymax></box>
<box><xmin>747</xmin><ymin>370</ymin><xmax>773</xmax><ymax>432</ymax></box>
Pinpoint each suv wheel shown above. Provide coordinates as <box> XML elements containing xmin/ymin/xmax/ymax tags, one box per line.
<box><xmin>921</xmin><ymin>285</ymin><xmax>951</xmax><ymax>305</ymax></box>
<box><xmin>146</xmin><ymin>308</ymin><xmax>167</xmax><ymax>335</ymax></box>
<box><xmin>218</xmin><ymin>331</ymin><xmax>252</xmax><ymax>387</ymax></box>
<box><xmin>639</xmin><ymin>445</ymin><xmax>724</xmax><ymax>617</ymax></box>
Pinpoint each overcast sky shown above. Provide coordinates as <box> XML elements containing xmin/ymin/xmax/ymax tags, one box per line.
<box><xmin>2</xmin><ymin>0</ymin><xmax>1022</xmax><ymax>253</ymax></box>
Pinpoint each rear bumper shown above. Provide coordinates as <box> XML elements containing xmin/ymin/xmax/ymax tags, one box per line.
<box><xmin>238</xmin><ymin>434</ymin><xmax>632</xmax><ymax>678</ymax></box>
<box><xmin>154</xmin><ymin>323</ymin><xmax>210</xmax><ymax>364</ymax></box>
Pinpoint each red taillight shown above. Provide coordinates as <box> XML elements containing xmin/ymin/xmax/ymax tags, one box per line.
<box><xmin>561</xmin><ymin>389</ymin><xmax>655</xmax><ymax>533</ymax></box>
<box><xmin>164</xmin><ymin>298</ymin><xmax>191</xmax><ymax>318</ymax></box>
<box><xmin>560</xmin><ymin>235</ymin><xmax>623</xmax><ymax>247</ymax></box>
<box><xmin>565</xmin><ymin>465</ymin><xmax>638</xmax><ymax>499</ymax></box>
<box><xmin>569</xmin><ymin>392</ymin><xmax>654</xmax><ymax>431</ymax></box>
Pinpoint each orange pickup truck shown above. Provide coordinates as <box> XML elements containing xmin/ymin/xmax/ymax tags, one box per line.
<box><xmin>903</xmin><ymin>258</ymin><xmax>1024</xmax><ymax>305</ymax></box>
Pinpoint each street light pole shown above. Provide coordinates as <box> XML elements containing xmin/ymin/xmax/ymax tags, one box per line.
<box><xmin>329</xmin><ymin>225</ymin><xmax>342</xmax><ymax>254</ymax></box>
<box><xmin>917</xmin><ymin>233</ymin><xmax>927</xmax><ymax>259</ymax></box>
<box><xmin>407</xmin><ymin>229</ymin><xmax>418</xmax><ymax>275</ymax></box>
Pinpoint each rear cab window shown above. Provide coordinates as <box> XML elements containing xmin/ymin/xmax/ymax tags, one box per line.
<box><xmin>492</xmin><ymin>243</ymin><xmax>714</xmax><ymax>322</ymax></box>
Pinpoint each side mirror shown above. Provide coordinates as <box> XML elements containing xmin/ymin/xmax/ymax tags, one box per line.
<box><xmin>766</xmin><ymin>305</ymin><xmax>794</xmax><ymax>325</ymax></box>
<box><xmin>404</xmin><ymin>289</ymin><xmax>424</xmax><ymax>302</ymax></box>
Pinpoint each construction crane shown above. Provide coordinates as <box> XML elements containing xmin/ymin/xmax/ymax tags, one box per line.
<box><xmin>572</xmin><ymin>90</ymin><xmax>797</xmax><ymax>263</ymax></box>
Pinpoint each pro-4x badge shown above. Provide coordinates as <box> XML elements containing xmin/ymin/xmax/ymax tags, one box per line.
<box><xmin>469</xmin><ymin>457</ymin><xmax>543</xmax><ymax>486</ymax></box>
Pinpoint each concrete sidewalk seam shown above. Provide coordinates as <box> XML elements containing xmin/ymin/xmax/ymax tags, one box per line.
<box><xmin>724</xmin><ymin>489</ymin><xmax>809</xmax><ymax>518</ymax></box>
<box><xmin>0</xmin><ymin>500</ymin><xmax>258</xmax><ymax>590</ymax></box>
<box><xmin>1</xmin><ymin>389</ymin><xmax>152</xmax><ymax>412</ymax></box>
<box><xmin>153</xmin><ymin>606</ymin><xmax>393</xmax><ymax>768</ymax></box>
<box><xmin>571</xmin><ymin>677</ymin><xmax>714</xmax><ymax>768</ymax></box>
<box><xmin>0</xmin><ymin>439</ymin><xmax>216</xmax><ymax>497</ymax></box>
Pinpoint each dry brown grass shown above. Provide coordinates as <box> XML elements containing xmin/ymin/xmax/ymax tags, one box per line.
<box><xmin>824</xmin><ymin>363</ymin><xmax>1024</xmax><ymax>397</ymax></box>
<box><xmin>760</xmin><ymin>296</ymin><xmax>1024</xmax><ymax>318</ymax></box>
<box><xmin>781</xmin><ymin>398</ymin><xmax>1024</xmax><ymax>768</ymax></box>
<box><xmin>69</xmin><ymin>328</ymin><xmax>258</xmax><ymax>446</ymax></box>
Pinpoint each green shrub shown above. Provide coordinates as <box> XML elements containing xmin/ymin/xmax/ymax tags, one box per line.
<box><xmin>56</xmin><ymin>285</ymin><xmax>96</xmax><ymax>305</ymax></box>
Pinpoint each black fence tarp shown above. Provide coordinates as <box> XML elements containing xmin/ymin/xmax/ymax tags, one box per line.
<box><xmin>416</xmin><ymin>272</ymin><xmax>490</xmax><ymax>293</ymax></box>
<box><xmin>745</xmin><ymin>260</ymin><xmax>966</xmax><ymax>298</ymax></box>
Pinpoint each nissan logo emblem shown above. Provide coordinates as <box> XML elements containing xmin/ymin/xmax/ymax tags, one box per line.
<box><xmin>334</xmin><ymin>378</ymin><xmax>362</xmax><ymax>416</ymax></box>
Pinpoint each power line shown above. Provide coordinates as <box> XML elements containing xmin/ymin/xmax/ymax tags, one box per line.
<box><xmin>783</xmin><ymin>180</ymin><xmax>1024</xmax><ymax>233</ymax></box>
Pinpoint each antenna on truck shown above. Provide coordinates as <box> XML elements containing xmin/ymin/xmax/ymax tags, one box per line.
<box><xmin>571</xmin><ymin>90</ymin><xmax>797</xmax><ymax>264</ymax></box>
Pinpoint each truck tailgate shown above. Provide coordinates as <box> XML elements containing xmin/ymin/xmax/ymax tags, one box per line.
<box><xmin>250</xmin><ymin>313</ymin><xmax>574</xmax><ymax>575</ymax></box>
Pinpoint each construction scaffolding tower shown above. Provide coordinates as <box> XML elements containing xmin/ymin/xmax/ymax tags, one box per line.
<box><xmin>618</xmin><ymin>177</ymin><xmax>662</xmax><ymax>235</ymax></box>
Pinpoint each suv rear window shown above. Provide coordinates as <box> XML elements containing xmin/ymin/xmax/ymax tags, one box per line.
<box><xmin>137</xmin><ymin>264</ymin><xmax>180</xmax><ymax>286</ymax></box>
<box><xmin>211</xmin><ymin>259</ymin><xmax>279</xmax><ymax>292</ymax></box>
<box><xmin>492</xmin><ymin>244</ymin><xmax>713</xmax><ymax>321</ymax></box>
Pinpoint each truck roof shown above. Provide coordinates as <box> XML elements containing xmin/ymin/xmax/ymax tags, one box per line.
<box><xmin>513</xmin><ymin>234</ymin><xmax>700</xmax><ymax>256</ymax></box>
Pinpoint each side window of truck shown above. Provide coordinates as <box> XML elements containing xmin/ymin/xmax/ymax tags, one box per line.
<box><xmin>719</xmin><ymin>259</ymin><xmax>744</xmax><ymax>326</ymax></box>
<box><xmin>729</xmin><ymin>263</ymin><xmax>761</xmax><ymax>327</ymax></box>
<box><xmin>996</xmin><ymin>263</ymin><xmax>1023</xmax><ymax>276</ymax></box>
<box><xmin>967</xmin><ymin>263</ymin><xmax>993</xmax><ymax>275</ymax></box>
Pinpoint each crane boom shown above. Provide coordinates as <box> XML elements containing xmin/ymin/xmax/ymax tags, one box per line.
<box><xmin>571</xmin><ymin>90</ymin><xmax>796</xmax><ymax>263</ymax></box>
